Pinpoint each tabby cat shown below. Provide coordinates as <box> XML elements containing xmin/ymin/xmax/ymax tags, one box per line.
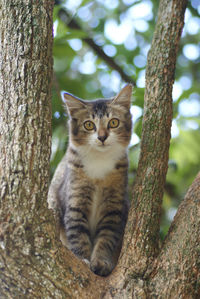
<box><xmin>48</xmin><ymin>84</ymin><xmax>132</xmax><ymax>276</ymax></box>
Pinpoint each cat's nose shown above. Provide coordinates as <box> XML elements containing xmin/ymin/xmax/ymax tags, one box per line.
<box><xmin>98</xmin><ymin>135</ymin><xmax>107</xmax><ymax>143</ymax></box>
<box><xmin>97</xmin><ymin>129</ymin><xmax>108</xmax><ymax>143</ymax></box>
<box><xmin>98</xmin><ymin>128</ymin><xmax>108</xmax><ymax>143</ymax></box>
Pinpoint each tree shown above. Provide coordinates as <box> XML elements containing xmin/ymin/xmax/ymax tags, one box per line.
<box><xmin>0</xmin><ymin>0</ymin><xmax>199</xmax><ymax>298</ymax></box>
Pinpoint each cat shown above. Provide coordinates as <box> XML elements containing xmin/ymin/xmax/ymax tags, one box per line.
<box><xmin>48</xmin><ymin>84</ymin><xmax>132</xmax><ymax>276</ymax></box>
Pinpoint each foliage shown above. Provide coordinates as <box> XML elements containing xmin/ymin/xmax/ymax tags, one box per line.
<box><xmin>51</xmin><ymin>0</ymin><xmax>200</xmax><ymax>237</ymax></box>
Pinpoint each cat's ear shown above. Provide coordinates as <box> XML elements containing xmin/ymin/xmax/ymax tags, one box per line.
<box><xmin>61</xmin><ymin>92</ymin><xmax>86</xmax><ymax>116</ymax></box>
<box><xmin>112</xmin><ymin>84</ymin><xmax>132</xmax><ymax>109</ymax></box>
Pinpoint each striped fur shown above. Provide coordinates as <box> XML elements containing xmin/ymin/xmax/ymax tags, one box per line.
<box><xmin>48</xmin><ymin>85</ymin><xmax>132</xmax><ymax>276</ymax></box>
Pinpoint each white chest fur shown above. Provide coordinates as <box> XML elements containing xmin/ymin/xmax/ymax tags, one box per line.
<box><xmin>78</xmin><ymin>145</ymin><xmax>126</xmax><ymax>179</ymax></box>
<box><xmin>88</xmin><ymin>187</ymin><xmax>101</xmax><ymax>237</ymax></box>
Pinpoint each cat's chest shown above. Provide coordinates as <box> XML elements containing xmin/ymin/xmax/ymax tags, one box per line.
<box><xmin>88</xmin><ymin>187</ymin><xmax>102</xmax><ymax>237</ymax></box>
<box><xmin>83</xmin><ymin>154</ymin><xmax>116</xmax><ymax>179</ymax></box>
<box><xmin>79</xmin><ymin>145</ymin><xmax>126</xmax><ymax>179</ymax></box>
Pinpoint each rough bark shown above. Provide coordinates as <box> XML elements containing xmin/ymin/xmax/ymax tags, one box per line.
<box><xmin>148</xmin><ymin>172</ymin><xmax>200</xmax><ymax>298</ymax></box>
<box><xmin>0</xmin><ymin>0</ymin><xmax>199</xmax><ymax>298</ymax></box>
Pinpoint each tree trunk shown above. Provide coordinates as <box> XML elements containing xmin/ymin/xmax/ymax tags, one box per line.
<box><xmin>0</xmin><ymin>0</ymin><xmax>199</xmax><ymax>298</ymax></box>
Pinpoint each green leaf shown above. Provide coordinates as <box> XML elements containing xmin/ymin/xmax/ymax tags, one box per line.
<box><xmin>133</xmin><ymin>88</ymin><xmax>145</xmax><ymax>108</ymax></box>
<box><xmin>134</xmin><ymin>116</ymin><xmax>143</xmax><ymax>138</ymax></box>
<box><xmin>53</xmin><ymin>39</ymin><xmax>75</xmax><ymax>58</ymax></box>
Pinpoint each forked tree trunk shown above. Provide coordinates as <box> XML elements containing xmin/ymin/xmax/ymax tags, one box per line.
<box><xmin>0</xmin><ymin>0</ymin><xmax>199</xmax><ymax>298</ymax></box>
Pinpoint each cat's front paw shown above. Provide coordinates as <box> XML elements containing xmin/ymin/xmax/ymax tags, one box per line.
<box><xmin>90</xmin><ymin>257</ymin><xmax>114</xmax><ymax>276</ymax></box>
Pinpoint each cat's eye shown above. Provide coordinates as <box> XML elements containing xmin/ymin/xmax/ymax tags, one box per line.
<box><xmin>108</xmin><ymin>118</ymin><xmax>119</xmax><ymax>128</ymax></box>
<box><xmin>84</xmin><ymin>120</ymin><xmax>95</xmax><ymax>131</ymax></box>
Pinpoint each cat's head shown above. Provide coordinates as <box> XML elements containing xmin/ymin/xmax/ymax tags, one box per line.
<box><xmin>62</xmin><ymin>84</ymin><xmax>132</xmax><ymax>152</ymax></box>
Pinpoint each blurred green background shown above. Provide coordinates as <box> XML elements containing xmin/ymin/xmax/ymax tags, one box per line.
<box><xmin>52</xmin><ymin>0</ymin><xmax>200</xmax><ymax>238</ymax></box>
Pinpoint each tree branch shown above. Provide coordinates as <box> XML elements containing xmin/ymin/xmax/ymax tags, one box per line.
<box><xmin>58</xmin><ymin>8</ymin><xmax>136</xmax><ymax>86</ymax></box>
<box><xmin>115</xmin><ymin>0</ymin><xmax>188</xmax><ymax>277</ymax></box>
<box><xmin>148</xmin><ymin>172</ymin><xmax>200</xmax><ymax>297</ymax></box>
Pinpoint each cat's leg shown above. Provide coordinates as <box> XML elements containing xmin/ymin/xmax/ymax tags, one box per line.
<box><xmin>90</xmin><ymin>204</ymin><xmax>127</xmax><ymax>276</ymax></box>
<box><xmin>64</xmin><ymin>206</ymin><xmax>92</xmax><ymax>261</ymax></box>
<box><xmin>64</xmin><ymin>204</ymin><xmax>92</xmax><ymax>262</ymax></box>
